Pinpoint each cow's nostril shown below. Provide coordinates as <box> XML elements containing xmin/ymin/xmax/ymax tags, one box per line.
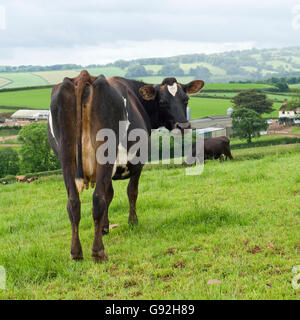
<box><xmin>175</xmin><ymin>122</ymin><xmax>191</xmax><ymax>130</ymax></box>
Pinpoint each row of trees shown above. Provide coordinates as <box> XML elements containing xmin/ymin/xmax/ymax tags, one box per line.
<box><xmin>125</xmin><ymin>64</ymin><xmax>213</xmax><ymax>80</ymax></box>
<box><xmin>0</xmin><ymin>123</ymin><xmax>60</xmax><ymax>179</ymax></box>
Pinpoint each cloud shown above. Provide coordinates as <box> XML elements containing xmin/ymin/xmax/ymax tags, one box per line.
<box><xmin>0</xmin><ymin>0</ymin><xmax>300</xmax><ymax>65</ymax></box>
<box><xmin>0</xmin><ymin>41</ymin><xmax>256</xmax><ymax>66</ymax></box>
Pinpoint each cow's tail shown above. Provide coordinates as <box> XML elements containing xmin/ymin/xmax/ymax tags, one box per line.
<box><xmin>75</xmin><ymin>71</ymin><xmax>91</xmax><ymax>193</ymax></box>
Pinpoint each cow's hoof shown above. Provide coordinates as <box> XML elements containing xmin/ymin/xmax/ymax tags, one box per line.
<box><xmin>128</xmin><ymin>217</ymin><xmax>138</xmax><ymax>226</ymax></box>
<box><xmin>102</xmin><ymin>227</ymin><xmax>109</xmax><ymax>236</ymax></box>
<box><xmin>92</xmin><ymin>250</ymin><xmax>108</xmax><ymax>263</ymax></box>
<box><xmin>70</xmin><ymin>252</ymin><xmax>83</xmax><ymax>261</ymax></box>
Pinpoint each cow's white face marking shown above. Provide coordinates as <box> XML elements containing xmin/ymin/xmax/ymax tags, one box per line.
<box><xmin>123</xmin><ymin>97</ymin><xmax>127</xmax><ymax>107</ymax></box>
<box><xmin>167</xmin><ymin>83</ymin><xmax>178</xmax><ymax>97</ymax></box>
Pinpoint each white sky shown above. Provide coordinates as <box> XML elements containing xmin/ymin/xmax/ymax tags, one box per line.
<box><xmin>0</xmin><ymin>0</ymin><xmax>300</xmax><ymax>66</ymax></box>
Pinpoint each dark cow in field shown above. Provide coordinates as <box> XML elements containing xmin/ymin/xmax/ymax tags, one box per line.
<box><xmin>185</xmin><ymin>136</ymin><xmax>233</xmax><ymax>165</ymax></box>
<box><xmin>204</xmin><ymin>136</ymin><xmax>233</xmax><ymax>160</ymax></box>
<box><xmin>48</xmin><ymin>70</ymin><xmax>204</xmax><ymax>262</ymax></box>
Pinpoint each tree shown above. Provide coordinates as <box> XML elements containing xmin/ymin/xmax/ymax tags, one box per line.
<box><xmin>0</xmin><ymin>147</ymin><xmax>19</xmax><ymax>178</ymax></box>
<box><xmin>231</xmin><ymin>108</ymin><xmax>268</xmax><ymax>143</ymax></box>
<box><xmin>232</xmin><ymin>90</ymin><xmax>274</xmax><ymax>115</ymax></box>
<box><xmin>189</xmin><ymin>66</ymin><xmax>212</xmax><ymax>80</ymax></box>
<box><xmin>18</xmin><ymin>122</ymin><xmax>60</xmax><ymax>173</ymax></box>
<box><xmin>125</xmin><ymin>64</ymin><xmax>149</xmax><ymax>78</ymax></box>
<box><xmin>287</xmin><ymin>93</ymin><xmax>300</xmax><ymax>110</ymax></box>
<box><xmin>157</xmin><ymin>64</ymin><xmax>185</xmax><ymax>76</ymax></box>
<box><xmin>275</xmin><ymin>82</ymin><xmax>289</xmax><ymax>92</ymax></box>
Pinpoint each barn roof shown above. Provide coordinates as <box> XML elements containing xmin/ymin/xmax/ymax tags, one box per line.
<box><xmin>11</xmin><ymin>110</ymin><xmax>49</xmax><ymax>119</ymax></box>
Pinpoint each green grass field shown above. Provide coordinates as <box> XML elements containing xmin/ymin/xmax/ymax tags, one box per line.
<box><xmin>202</xmin><ymin>83</ymin><xmax>276</xmax><ymax>91</ymax></box>
<box><xmin>0</xmin><ymin>67</ymin><xmax>279</xmax><ymax>90</ymax></box>
<box><xmin>290</xmin><ymin>84</ymin><xmax>300</xmax><ymax>89</ymax></box>
<box><xmin>198</xmin><ymin>92</ymin><xmax>292</xmax><ymax>102</ymax></box>
<box><xmin>0</xmin><ymin>143</ymin><xmax>300</xmax><ymax>299</ymax></box>
<box><xmin>0</xmin><ymin>86</ymin><xmax>284</xmax><ymax>119</ymax></box>
<box><xmin>189</xmin><ymin>97</ymin><xmax>232</xmax><ymax>118</ymax></box>
<box><xmin>0</xmin><ymin>88</ymin><xmax>51</xmax><ymax>111</ymax></box>
<box><xmin>0</xmin><ymin>73</ymin><xmax>48</xmax><ymax>89</ymax></box>
<box><xmin>189</xmin><ymin>97</ymin><xmax>282</xmax><ymax>119</ymax></box>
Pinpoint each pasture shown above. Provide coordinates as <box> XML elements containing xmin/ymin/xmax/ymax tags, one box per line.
<box><xmin>0</xmin><ymin>73</ymin><xmax>48</xmax><ymax>89</ymax></box>
<box><xmin>0</xmin><ymin>67</ymin><xmax>278</xmax><ymax>90</ymax></box>
<box><xmin>0</xmin><ymin>85</ymin><xmax>284</xmax><ymax>119</ymax></box>
<box><xmin>0</xmin><ymin>143</ymin><xmax>300</xmax><ymax>299</ymax></box>
<box><xmin>0</xmin><ymin>88</ymin><xmax>52</xmax><ymax>116</ymax></box>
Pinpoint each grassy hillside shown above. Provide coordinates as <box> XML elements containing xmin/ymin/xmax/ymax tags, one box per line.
<box><xmin>0</xmin><ymin>73</ymin><xmax>48</xmax><ymax>88</ymax></box>
<box><xmin>0</xmin><ymin>81</ymin><xmax>285</xmax><ymax>118</ymax></box>
<box><xmin>0</xmin><ymin>88</ymin><xmax>51</xmax><ymax>110</ymax></box>
<box><xmin>0</xmin><ymin>143</ymin><xmax>300</xmax><ymax>299</ymax></box>
<box><xmin>0</xmin><ymin>70</ymin><xmax>281</xmax><ymax>91</ymax></box>
<box><xmin>290</xmin><ymin>83</ymin><xmax>300</xmax><ymax>89</ymax></box>
<box><xmin>1</xmin><ymin>47</ymin><xmax>300</xmax><ymax>88</ymax></box>
<box><xmin>189</xmin><ymin>97</ymin><xmax>232</xmax><ymax>118</ymax></box>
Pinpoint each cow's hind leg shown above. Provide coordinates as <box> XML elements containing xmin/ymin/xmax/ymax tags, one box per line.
<box><xmin>102</xmin><ymin>182</ymin><xmax>114</xmax><ymax>235</ymax></box>
<box><xmin>127</xmin><ymin>169</ymin><xmax>142</xmax><ymax>225</ymax></box>
<box><xmin>65</xmin><ymin>178</ymin><xmax>83</xmax><ymax>260</ymax></box>
<box><xmin>92</xmin><ymin>165</ymin><xmax>113</xmax><ymax>263</ymax></box>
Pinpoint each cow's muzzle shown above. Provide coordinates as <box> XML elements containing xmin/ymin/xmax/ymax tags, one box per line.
<box><xmin>174</xmin><ymin>122</ymin><xmax>191</xmax><ymax>131</ymax></box>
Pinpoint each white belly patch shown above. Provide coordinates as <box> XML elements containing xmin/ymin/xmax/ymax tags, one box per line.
<box><xmin>48</xmin><ymin>111</ymin><xmax>58</xmax><ymax>144</ymax></box>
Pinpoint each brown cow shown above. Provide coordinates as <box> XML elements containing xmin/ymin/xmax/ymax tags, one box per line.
<box><xmin>185</xmin><ymin>136</ymin><xmax>233</xmax><ymax>165</ymax></box>
<box><xmin>48</xmin><ymin>70</ymin><xmax>204</xmax><ymax>262</ymax></box>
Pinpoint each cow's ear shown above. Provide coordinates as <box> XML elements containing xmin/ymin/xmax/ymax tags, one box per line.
<box><xmin>184</xmin><ymin>80</ymin><xmax>205</xmax><ymax>94</ymax></box>
<box><xmin>139</xmin><ymin>85</ymin><xmax>156</xmax><ymax>100</ymax></box>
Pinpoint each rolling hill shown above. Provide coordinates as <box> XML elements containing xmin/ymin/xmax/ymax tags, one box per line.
<box><xmin>1</xmin><ymin>47</ymin><xmax>300</xmax><ymax>89</ymax></box>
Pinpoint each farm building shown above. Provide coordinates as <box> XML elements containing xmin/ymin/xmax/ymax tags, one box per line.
<box><xmin>190</xmin><ymin>115</ymin><xmax>232</xmax><ymax>137</ymax></box>
<box><xmin>11</xmin><ymin>110</ymin><xmax>49</xmax><ymax>121</ymax></box>
<box><xmin>196</xmin><ymin>127</ymin><xmax>227</xmax><ymax>138</ymax></box>
<box><xmin>278</xmin><ymin>99</ymin><xmax>300</xmax><ymax>125</ymax></box>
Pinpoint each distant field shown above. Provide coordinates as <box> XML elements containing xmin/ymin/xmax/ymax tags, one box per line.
<box><xmin>0</xmin><ymin>73</ymin><xmax>48</xmax><ymax>88</ymax></box>
<box><xmin>0</xmin><ymin>78</ymin><xmax>11</xmax><ymax>88</ymax></box>
<box><xmin>0</xmin><ymin>67</ymin><xmax>278</xmax><ymax>91</ymax></box>
<box><xmin>203</xmin><ymin>83</ymin><xmax>276</xmax><ymax>91</ymax></box>
<box><xmin>189</xmin><ymin>96</ymin><xmax>282</xmax><ymax>119</ymax></box>
<box><xmin>33</xmin><ymin>67</ymin><xmax>126</xmax><ymax>86</ymax></box>
<box><xmin>180</xmin><ymin>63</ymin><xmax>226</xmax><ymax>76</ymax></box>
<box><xmin>136</xmin><ymin>76</ymin><xmax>195</xmax><ymax>84</ymax></box>
<box><xmin>33</xmin><ymin>70</ymin><xmax>79</xmax><ymax>85</ymax></box>
<box><xmin>198</xmin><ymin>92</ymin><xmax>292</xmax><ymax>102</ymax></box>
<box><xmin>144</xmin><ymin>65</ymin><xmax>163</xmax><ymax>73</ymax></box>
<box><xmin>0</xmin><ymin>86</ymin><xmax>284</xmax><ymax>119</ymax></box>
<box><xmin>0</xmin><ymin>88</ymin><xmax>51</xmax><ymax>110</ymax></box>
<box><xmin>189</xmin><ymin>97</ymin><xmax>232</xmax><ymax>118</ymax></box>
<box><xmin>85</xmin><ymin>66</ymin><xmax>126</xmax><ymax>78</ymax></box>
<box><xmin>290</xmin><ymin>83</ymin><xmax>300</xmax><ymax>89</ymax></box>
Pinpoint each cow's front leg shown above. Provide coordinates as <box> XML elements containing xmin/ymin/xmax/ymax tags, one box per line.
<box><xmin>127</xmin><ymin>170</ymin><xmax>142</xmax><ymax>225</ymax></box>
<box><xmin>102</xmin><ymin>182</ymin><xmax>114</xmax><ymax>235</ymax></box>
<box><xmin>92</xmin><ymin>165</ymin><xmax>113</xmax><ymax>263</ymax></box>
<box><xmin>66</xmin><ymin>183</ymin><xmax>83</xmax><ymax>260</ymax></box>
